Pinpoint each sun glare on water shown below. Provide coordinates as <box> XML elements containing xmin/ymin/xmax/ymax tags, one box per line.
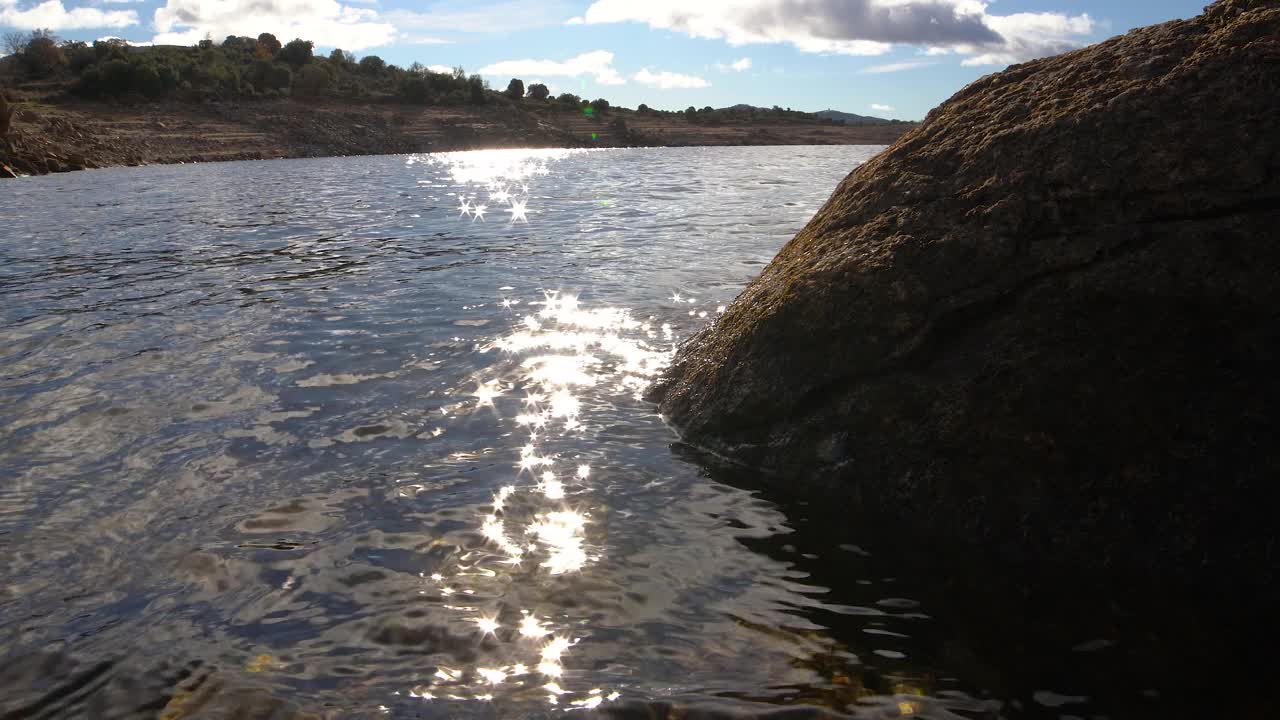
<box><xmin>392</xmin><ymin>149</ymin><xmax>725</xmax><ymax>712</ymax></box>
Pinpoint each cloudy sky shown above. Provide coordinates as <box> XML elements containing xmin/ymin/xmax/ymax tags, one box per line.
<box><xmin>1</xmin><ymin>0</ymin><xmax>1207</xmax><ymax>118</ymax></box>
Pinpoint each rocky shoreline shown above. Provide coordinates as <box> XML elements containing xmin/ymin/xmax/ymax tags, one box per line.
<box><xmin>651</xmin><ymin>0</ymin><xmax>1280</xmax><ymax>593</ymax></box>
<box><xmin>0</xmin><ymin>96</ymin><xmax>913</xmax><ymax>178</ymax></box>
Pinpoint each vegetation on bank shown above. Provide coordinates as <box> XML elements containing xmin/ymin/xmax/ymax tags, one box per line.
<box><xmin>0</xmin><ymin>29</ymin><xmax>903</xmax><ymax>127</ymax></box>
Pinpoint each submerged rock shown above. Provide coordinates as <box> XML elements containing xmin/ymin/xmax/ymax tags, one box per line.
<box><xmin>651</xmin><ymin>0</ymin><xmax>1280</xmax><ymax>585</ymax></box>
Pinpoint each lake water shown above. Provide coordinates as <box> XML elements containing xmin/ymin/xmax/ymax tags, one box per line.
<box><xmin>0</xmin><ymin>147</ymin><xmax>1213</xmax><ymax>719</ymax></box>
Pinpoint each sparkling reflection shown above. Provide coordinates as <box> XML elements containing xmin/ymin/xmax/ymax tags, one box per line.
<box><xmin>422</xmin><ymin>148</ymin><xmax>586</xmax><ymax>226</ymax></box>
<box><xmin>398</xmin><ymin>283</ymin><xmax>677</xmax><ymax>710</ymax></box>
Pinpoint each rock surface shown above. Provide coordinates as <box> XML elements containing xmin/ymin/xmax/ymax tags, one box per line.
<box><xmin>651</xmin><ymin>0</ymin><xmax>1280</xmax><ymax>585</ymax></box>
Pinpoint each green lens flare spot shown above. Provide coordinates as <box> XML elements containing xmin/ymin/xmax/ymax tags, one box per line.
<box><xmin>591</xmin><ymin>132</ymin><xmax>598</xmax><ymax>140</ymax></box>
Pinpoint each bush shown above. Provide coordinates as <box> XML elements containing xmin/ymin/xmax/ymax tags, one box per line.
<box><xmin>250</xmin><ymin>60</ymin><xmax>291</xmax><ymax>91</ymax></box>
<box><xmin>399</xmin><ymin>75</ymin><xmax>429</xmax><ymax>104</ymax></box>
<box><xmin>99</xmin><ymin>58</ymin><xmax>135</xmax><ymax>95</ymax></box>
<box><xmin>133</xmin><ymin>65</ymin><xmax>161</xmax><ymax>97</ymax></box>
<box><xmin>278</xmin><ymin>39</ymin><xmax>313</xmax><ymax>67</ymax></box>
<box><xmin>359</xmin><ymin>55</ymin><xmax>385</xmax><ymax>74</ymax></box>
<box><xmin>65</xmin><ymin>41</ymin><xmax>95</xmax><ymax>73</ymax></box>
<box><xmin>257</xmin><ymin>33</ymin><xmax>281</xmax><ymax>55</ymax></box>
<box><xmin>93</xmin><ymin>38</ymin><xmax>127</xmax><ymax>61</ymax></box>
<box><xmin>504</xmin><ymin>78</ymin><xmax>524</xmax><ymax>100</ymax></box>
<box><xmin>592</xmin><ymin>97</ymin><xmax>610</xmax><ymax>113</ymax></box>
<box><xmin>526</xmin><ymin>82</ymin><xmax>549</xmax><ymax>101</ymax></box>
<box><xmin>22</xmin><ymin>33</ymin><xmax>67</xmax><ymax>78</ymax></box>
<box><xmin>293</xmin><ymin>64</ymin><xmax>330</xmax><ymax>96</ymax></box>
<box><xmin>468</xmin><ymin>74</ymin><xmax>485</xmax><ymax>103</ymax></box>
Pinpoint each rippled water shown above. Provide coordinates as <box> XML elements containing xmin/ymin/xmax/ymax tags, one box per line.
<box><xmin>0</xmin><ymin>147</ymin><xmax>1219</xmax><ymax>719</ymax></box>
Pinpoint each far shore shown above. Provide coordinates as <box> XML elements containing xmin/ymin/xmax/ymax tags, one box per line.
<box><xmin>0</xmin><ymin>98</ymin><xmax>914</xmax><ymax>178</ymax></box>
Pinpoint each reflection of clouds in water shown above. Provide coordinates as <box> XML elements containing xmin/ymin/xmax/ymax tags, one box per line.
<box><xmin>401</xmin><ymin>288</ymin><xmax>675</xmax><ymax>708</ymax></box>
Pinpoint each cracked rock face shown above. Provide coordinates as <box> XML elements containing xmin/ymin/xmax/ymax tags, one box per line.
<box><xmin>650</xmin><ymin>0</ymin><xmax>1280</xmax><ymax>583</ymax></box>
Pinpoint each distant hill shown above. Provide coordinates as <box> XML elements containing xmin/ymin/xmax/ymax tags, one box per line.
<box><xmin>719</xmin><ymin>105</ymin><xmax>906</xmax><ymax>125</ymax></box>
<box><xmin>813</xmin><ymin>109</ymin><xmax>901</xmax><ymax>125</ymax></box>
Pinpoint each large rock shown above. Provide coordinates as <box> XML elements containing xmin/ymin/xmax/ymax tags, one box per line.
<box><xmin>651</xmin><ymin>0</ymin><xmax>1280</xmax><ymax>585</ymax></box>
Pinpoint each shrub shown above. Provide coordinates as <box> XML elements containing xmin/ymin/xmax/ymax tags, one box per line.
<box><xmin>399</xmin><ymin>75</ymin><xmax>429</xmax><ymax>104</ymax></box>
<box><xmin>278</xmin><ymin>39</ymin><xmax>313</xmax><ymax>67</ymax></box>
<box><xmin>257</xmin><ymin>33</ymin><xmax>282</xmax><ymax>55</ymax></box>
<box><xmin>99</xmin><ymin>58</ymin><xmax>135</xmax><ymax>95</ymax></box>
<box><xmin>22</xmin><ymin>33</ymin><xmax>67</xmax><ymax>78</ymax></box>
<box><xmin>359</xmin><ymin>55</ymin><xmax>385</xmax><ymax>74</ymax></box>
<box><xmin>504</xmin><ymin>78</ymin><xmax>524</xmax><ymax>100</ymax></box>
<box><xmin>134</xmin><ymin>65</ymin><xmax>164</xmax><ymax>97</ymax></box>
<box><xmin>65</xmin><ymin>41</ymin><xmax>95</xmax><ymax>73</ymax></box>
<box><xmin>293</xmin><ymin>64</ymin><xmax>330</xmax><ymax>96</ymax></box>
<box><xmin>526</xmin><ymin>82</ymin><xmax>549</xmax><ymax>101</ymax></box>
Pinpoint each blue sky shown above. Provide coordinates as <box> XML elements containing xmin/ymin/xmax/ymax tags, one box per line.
<box><xmin>1</xmin><ymin>0</ymin><xmax>1209</xmax><ymax>119</ymax></box>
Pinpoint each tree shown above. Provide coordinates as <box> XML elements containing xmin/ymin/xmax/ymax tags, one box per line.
<box><xmin>278</xmin><ymin>38</ymin><xmax>313</xmax><ymax>66</ymax></box>
<box><xmin>256</xmin><ymin>33</ymin><xmax>282</xmax><ymax>55</ymax></box>
<box><xmin>526</xmin><ymin>83</ymin><xmax>549</xmax><ymax>101</ymax></box>
<box><xmin>93</xmin><ymin>38</ymin><xmax>127</xmax><ymax>61</ymax></box>
<box><xmin>637</xmin><ymin>103</ymin><xmax>650</xmax><ymax>113</ymax></box>
<box><xmin>592</xmin><ymin>97</ymin><xmax>610</xmax><ymax>113</ymax></box>
<box><xmin>21</xmin><ymin>30</ymin><xmax>67</xmax><ymax>78</ymax></box>
<box><xmin>3</xmin><ymin>30</ymin><xmax>26</xmax><ymax>56</ymax></box>
<box><xmin>556</xmin><ymin>92</ymin><xmax>580</xmax><ymax>107</ymax></box>
<box><xmin>64</xmin><ymin>41</ymin><xmax>95</xmax><ymax>73</ymax></box>
<box><xmin>359</xmin><ymin>55</ymin><xmax>385</xmax><ymax>74</ymax></box>
<box><xmin>504</xmin><ymin>78</ymin><xmax>524</xmax><ymax>100</ymax></box>
<box><xmin>329</xmin><ymin>48</ymin><xmax>354</xmax><ymax>65</ymax></box>
<box><xmin>134</xmin><ymin>64</ymin><xmax>164</xmax><ymax>97</ymax></box>
<box><xmin>293</xmin><ymin>64</ymin><xmax>331</xmax><ymax>96</ymax></box>
<box><xmin>468</xmin><ymin>74</ymin><xmax>485</xmax><ymax>103</ymax></box>
<box><xmin>399</xmin><ymin>75</ymin><xmax>430</xmax><ymax>104</ymax></box>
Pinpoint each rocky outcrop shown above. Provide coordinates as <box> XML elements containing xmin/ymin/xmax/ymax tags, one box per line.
<box><xmin>651</xmin><ymin>0</ymin><xmax>1280</xmax><ymax>586</ymax></box>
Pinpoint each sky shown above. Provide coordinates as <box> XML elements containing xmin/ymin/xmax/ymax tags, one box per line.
<box><xmin>0</xmin><ymin>0</ymin><xmax>1211</xmax><ymax>119</ymax></box>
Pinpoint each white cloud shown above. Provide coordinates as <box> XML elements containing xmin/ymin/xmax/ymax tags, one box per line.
<box><xmin>579</xmin><ymin>0</ymin><xmax>1095</xmax><ymax>65</ymax></box>
<box><xmin>859</xmin><ymin>60</ymin><xmax>936</xmax><ymax>74</ymax></box>
<box><xmin>871</xmin><ymin>103</ymin><xmax>893</xmax><ymax>112</ymax></box>
<box><xmin>960</xmin><ymin>11</ymin><xmax>1094</xmax><ymax>65</ymax></box>
<box><xmin>713</xmin><ymin>56</ymin><xmax>752</xmax><ymax>72</ymax></box>
<box><xmin>151</xmin><ymin>0</ymin><xmax>396</xmax><ymax>50</ymax></box>
<box><xmin>385</xmin><ymin>0</ymin><xmax>574</xmax><ymax>35</ymax></box>
<box><xmin>478</xmin><ymin>50</ymin><xmax>625</xmax><ymax>86</ymax></box>
<box><xmin>426</xmin><ymin>64</ymin><xmax>453</xmax><ymax>74</ymax></box>
<box><xmin>565</xmin><ymin>15</ymin><xmax>584</xmax><ymax>25</ymax></box>
<box><xmin>97</xmin><ymin>34</ymin><xmax>150</xmax><ymax>46</ymax></box>
<box><xmin>0</xmin><ymin>0</ymin><xmax>138</xmax><ymax>30</ymax></box>
<box><xmin>633</xmin><ymin>68</ymin><xmax>709</xmax><ymax>89</ymax></box>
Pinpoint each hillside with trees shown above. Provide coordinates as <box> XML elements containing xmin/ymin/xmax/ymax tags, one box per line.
<box><xmin>0</xmin><ymin>29</ymin><xmax>917</xmax><ymax>176</ymax></box>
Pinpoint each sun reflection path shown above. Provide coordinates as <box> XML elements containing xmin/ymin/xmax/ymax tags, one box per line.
<box><xmin>401</xmin><ymin>286</ymin><xmax>715</xmax><ymax>712</ymax></box>
<box><xmin>424</xmin><ymin>148</ymin><xmax>586</xmax><ymax>225</ymax></box>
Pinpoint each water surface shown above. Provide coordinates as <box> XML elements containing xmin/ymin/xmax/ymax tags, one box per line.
<box><xmin>0</xmin><ymin>147</ymin><xmax>1203</xmax><ymax>719</ymax></box>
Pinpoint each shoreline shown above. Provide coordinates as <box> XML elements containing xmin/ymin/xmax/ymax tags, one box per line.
<box><xmin>0</xmin><ymin>98</ymin><xmax>914</xmax><ymax>178</ymax></box>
